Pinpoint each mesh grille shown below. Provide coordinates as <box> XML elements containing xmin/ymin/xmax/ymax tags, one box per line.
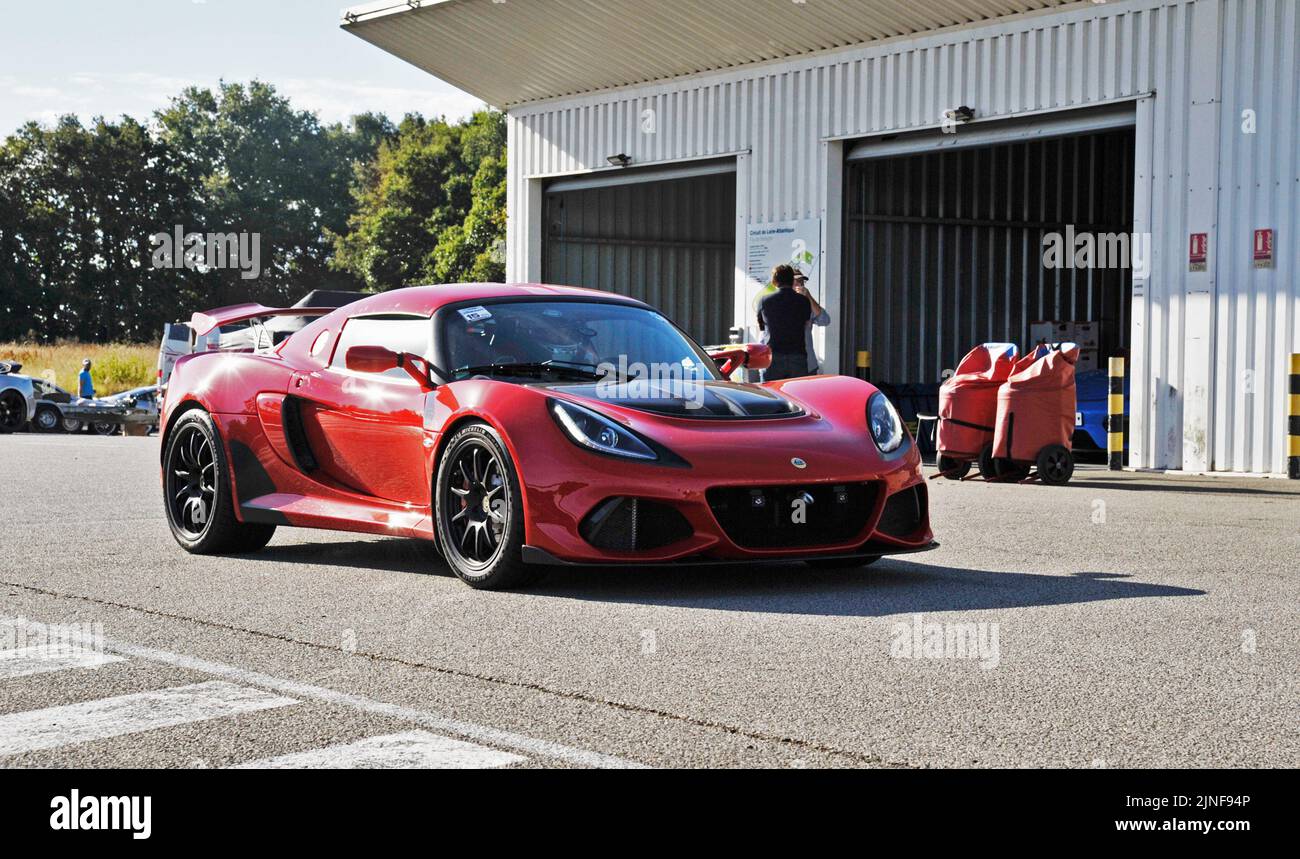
<box><xmin>876</xmin><ymin>484</ymin><xmax>927</xmax><ymax>539</ymax></box>
<box><xmin>579</xmin><ymin>498</ymin><xmax>694</xmax><ymax>552</ymax></box>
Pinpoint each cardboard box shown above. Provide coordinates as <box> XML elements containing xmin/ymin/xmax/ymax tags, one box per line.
<box><xmin>1076</xmin><ymin>349</ymin><xmax>1100</xmax><ymax>373</ymax></box>
<box><xmin>1030</xmin><ymin>321</ymin><xmax>1072</xmax><ymax>347</ymax></box>
<box><xmin>1069</xmin><ymin>322</ymin><xmax>1102</xmax><ymax>350</ymax></box>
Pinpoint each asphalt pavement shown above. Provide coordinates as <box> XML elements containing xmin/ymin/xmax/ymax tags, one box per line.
<box><xmin>2</xmin><ymin>434</ymin><xmax>1297</xmax><ymax>768</ymax></box>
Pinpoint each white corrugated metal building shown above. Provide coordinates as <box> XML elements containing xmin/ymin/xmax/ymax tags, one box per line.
<box><xmin>343</xmin><ymin>0</ymin><xmax>1300</xmax><ymax>475</ymax></box>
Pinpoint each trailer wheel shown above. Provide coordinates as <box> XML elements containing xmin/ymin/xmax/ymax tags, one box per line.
<box><xmin>977</xmin><ymin>444</ymin><xmax>998</xmax><ymax>480</ymax></box>
<box><xmin>33</xmin><ymin>405</ymin><xmax>63</xmax><ymax>433</ymax></box>
<box><xmin>1036</xmin><ymin>444</ymin><xmax>1075</xmax><ymax>486</ymax></box>
<box><xmin>994</xmin><ymin>457</ymin><xmax>1030</xmax><ymax>482</ymax></box>
<box><xmin>937</xmin><ymin>456</ymin><xmax>971</xmax><ymax>480</ymax></box>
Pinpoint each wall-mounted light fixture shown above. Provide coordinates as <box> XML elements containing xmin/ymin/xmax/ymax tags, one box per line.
<box><xmin>607</xmin><ymin>154</ymin><xmax>632</xmax><ymax>168</ymax></box>
<box><xmin>945</xmin><ymin>106</ymin><xmax>976</xmax><ymax>124</ymax></box>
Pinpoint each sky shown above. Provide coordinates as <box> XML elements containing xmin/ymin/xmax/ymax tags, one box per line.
<box><xmin>0</xmin><ymin>0</ymin><xmax>485</xmax><ymax>134</ymax></box>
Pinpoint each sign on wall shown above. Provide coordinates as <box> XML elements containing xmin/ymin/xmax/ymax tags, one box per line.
<box><xmin>744</xmin><ymin>218</ymin><xmax>822</xmax><ymax>328</ymax></box>
<box><xmin>1254</xmin><ymin>229</ymin><xmax>1275</xmax><ymax>268</ymax></box>
<box><xmin>1188</xmin><ymin>233</ymin><xmax>1209</xmax><ymax>273</ymax></box>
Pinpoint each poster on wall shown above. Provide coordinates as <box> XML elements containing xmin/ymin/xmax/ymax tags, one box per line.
<box><xmin>744</xmin><ymin>218</ymin><xmax>822</xmax><ymax>332</ymax></box>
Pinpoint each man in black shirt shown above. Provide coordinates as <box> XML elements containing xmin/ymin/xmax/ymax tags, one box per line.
<box><xmin>757</xmin><ymin>265</ymin><xmax>829</xmax><ymax>381</ymax></box>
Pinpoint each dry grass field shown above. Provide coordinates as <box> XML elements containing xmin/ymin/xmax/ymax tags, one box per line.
<box><xmin>0</xmin><ymin>342</ymin><xmax>156</xmax><ymax>396</ymax></box>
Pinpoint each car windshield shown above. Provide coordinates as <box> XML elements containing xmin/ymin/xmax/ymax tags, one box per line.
<box><xmin>440</xmin><ymin>301</ymin><xmax>721</xmax><ymax>383</ymax></box>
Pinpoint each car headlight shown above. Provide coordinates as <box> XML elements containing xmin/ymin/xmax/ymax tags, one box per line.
<box><xmin>550</xmin><ymin>399</ymin><xmax>658</xmax><ymax>461</ymax></box>
<box><xmin>868</xmin><ymin>392</ymin><xmax>905</xmax><ymax>453</ymax></box>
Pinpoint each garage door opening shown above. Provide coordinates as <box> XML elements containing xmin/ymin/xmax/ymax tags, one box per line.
<box><xmin>543</xmin><ymin>164</ymin><xmax>737</xmax><ymax>346</ymax></box>
<box><xmin>842</xmin><ymin>117</ymin><xmax>1136</xmax><ymax>450</ymax></box>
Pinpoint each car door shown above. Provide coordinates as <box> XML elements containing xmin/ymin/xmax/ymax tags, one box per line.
<box><xmin>294</xmin><ymin>314</ymin><xmax>433</xmax><ymax>504</ymax></box>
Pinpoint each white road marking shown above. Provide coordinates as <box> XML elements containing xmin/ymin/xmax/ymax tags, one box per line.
<box><xmin>0</xmin><ymin>644</ymin><xmax>124</xmax><ymax>679</ymax></box>
<box><xmin>230</xmin><ymin>730</ymin><xmax>525</xmax><ymax>769</ymax></box>
<box><xmin>0</xmin><ymin>616</ymin><xmax>644</xmax><ymax>768</ymax></box>
<box><xmin>95</xmin><ymin>635</ymin><xmax>645</xmax><ymax>769</ymax></box>
<box><xmin>0</xmin><ymin>681</ymin><xmax>297</xmax><ymax>756</ymax></box>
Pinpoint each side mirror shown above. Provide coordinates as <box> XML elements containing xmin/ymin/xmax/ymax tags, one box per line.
<box><xmin>345</xmin><ymin>345</ymin><xmax>437</xmax><ymax>390</ymax></box>
<box><xmin>743</xmin><ymin>343</ymin><xmax>772</xmax><ymax>372</ymax></box>
<box><xmin>346</xmin><ymin>345</ymin><xmax>400</xmax><ymax>375</ymax></box>
<box><xmin>707</xmin><ymin>343</ymin><xmax>772</xmax><ymax>377</ymax></box>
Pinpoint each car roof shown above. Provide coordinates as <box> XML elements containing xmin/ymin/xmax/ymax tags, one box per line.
<box><xmin>333</xmin><ymin>283</ymin><xmax>648</xmax><ymax>318</ymax></box>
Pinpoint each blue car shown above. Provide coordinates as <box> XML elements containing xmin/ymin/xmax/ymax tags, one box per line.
<box><xmin>1074</xmin><ymin>369</ymin><xmax>1129</xmax><ymax>451</ymax></box>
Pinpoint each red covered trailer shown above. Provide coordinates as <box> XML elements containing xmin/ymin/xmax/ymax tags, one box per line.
<box><xmin>935</xmin><ymin>343</ymin><xmax>1019</xmax><ymax>480</ymax></box>
<box><xmin>992</xmin><ymin>343</ymin><xmax>1080</xmax><ymax>485</ymax></box>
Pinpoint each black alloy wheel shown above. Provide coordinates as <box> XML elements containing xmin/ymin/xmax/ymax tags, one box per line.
<box><xmin>434</xmin><ymin>423</ymin><xmax>535</xmax><ymax>590</ymax></box>
<box><xmin>167</xmin><ymin>423</ymin><xmax>218</xmax><ymax>540</ymax></box>
<box><xmin>163</xmin><ymin>410</ymin><xmax>275</xmax><ymax>554</ymax></box>
<box><xmin>0</xmin><ymin>390</ymin><xmax>26</xmax><ymax>433</ymax></box>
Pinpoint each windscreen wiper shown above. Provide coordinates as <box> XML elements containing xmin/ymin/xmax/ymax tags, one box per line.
<box><xmin>454</xmin><ymin>361</ymin><xmax>616</xmax><ymax>382</ymax></box>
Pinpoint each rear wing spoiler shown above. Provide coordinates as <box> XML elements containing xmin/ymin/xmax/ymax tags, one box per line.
<box><xmin>189</xmin><ymin>304</ymin><xmax>335</xmax><ymax>337</ymax></box>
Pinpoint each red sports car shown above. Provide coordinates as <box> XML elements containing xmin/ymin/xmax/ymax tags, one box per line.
<box><xmin>160</xmin><ymin>284</ymin><xmax>935</xmax><ymax>589</ymax></box>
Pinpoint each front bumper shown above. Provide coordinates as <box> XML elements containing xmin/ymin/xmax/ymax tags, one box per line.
<box><xmin>516</xmin><ymin>434</ymin><xmax>935</xmax><ymax>565</ymax></box>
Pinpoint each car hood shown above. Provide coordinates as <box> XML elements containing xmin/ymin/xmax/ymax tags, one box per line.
<box><xmin>538</xmin><ymin>379</ymin><xmax>805</xmax><ymax>419</ymax></box>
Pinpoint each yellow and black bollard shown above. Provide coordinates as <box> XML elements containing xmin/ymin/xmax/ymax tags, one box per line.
<box><xmin>857</xmin><ymin>350</ymin><xmax>872</xmax><ymax>383</ymax></box>
<box><xmin>1108</xmin><ymin>357</ymin><xmax>1126</xmax><ymax>471</ymax></box>
<box><xmin>1289</xmin><ymin>353</ymin><xmax>1299</xmax><ymax>480</ymax></box>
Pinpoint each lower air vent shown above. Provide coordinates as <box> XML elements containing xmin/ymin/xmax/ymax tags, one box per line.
<box><xmin>579</xmin><ymin>498</ymin><xmax>694</xmax><ymax>552</ymax></box>
<box><xmin>876</xmin><ymin>484</ymin><xmax>927</xmax><ymax>539</ymax></box>
<box><xmin>707</xmin><ymin>483</ymin><xmax>879</xmax><ymax>549</ymax></box>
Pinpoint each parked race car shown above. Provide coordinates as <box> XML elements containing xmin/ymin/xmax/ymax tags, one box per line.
<box><xmin>0</xmin><ymin>362</ymin><xmax>37</xmax><ymax>433</ymax></box>
<box><xmin>74</xmin><ymin>386</ymin><xmax>161</xmax><ymax>436</ymax></box>
<box><xmin>27</xmin><ymin>381</ymin><xmax>160</xmax><ymax>436</ymax></box>
<box><xmin>28</xmin><ymin>378</ymin><xmax>85</xmax><ymax>433</ymax></box>
<box><xmin>1074</xmin><ymin>368</ymin><xmax>1130</xmax><ymax>453</ymax></box>
<box><xmin>161</xmin><ymin>284</ymin><xmax>936</xmax><ymax>589</ymax></box>
<box><xmin>157</xmin><ymin>290</ymin><xmax>366</xmax><ymax>388</ymax></box>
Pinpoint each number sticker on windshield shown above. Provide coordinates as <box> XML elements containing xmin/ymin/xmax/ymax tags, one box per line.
<box><xmin>458</xmin><ymin>306</ymin><xmax>493</xmax><ymax>323</ymax></box>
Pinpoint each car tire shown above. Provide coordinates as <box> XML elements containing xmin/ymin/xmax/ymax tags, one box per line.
<box><xmin>92</xmin><ymin>422</ymin><xmax>119</xmax><ymax>436</ymax></box>
<box><xmin>0</xmin><ymin>390</ymin><xmax>26</xmax><ymax>434</ymax></box>
<box><xmin>33</xmin><ymin>404</ymin><xmax>63</xmax><ymax>433</ymax></box>
<box><xmin>1036</xmin><ymin>444</ymin><xmax>1075</xmax><ymax>486</ymax></box>
<box><xmin>433</xmin><ymin>422</ymin><xmax>538</xmax><ymax>590</ymax></box>
<box><xmin>62</xmin><ymin>418</ymin><xmax>83</xmax><ymax>433</ymax></box>
<box><xmin>806</xmin><ymin>556</ymin><xmax>882</xmax><ymax>570</ymax></box>
<box><xmin>163</xmin><ymin>409</ymin><xmax>276</xmax><ymax>555</ymax></box>
<box><xmin>936</xmin><ymin>456</ymin><xmax>970</xmax><ymax>480</ymax></box>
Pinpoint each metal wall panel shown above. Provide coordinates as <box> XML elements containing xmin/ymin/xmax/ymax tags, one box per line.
<box><xmin>1210</xmin><ymin>0</ymin><xmax>1300</xmax><ymax>474</ymax></box>
<box><xmin>542</xmin><ymin>172</ymin><xmax>737</xmax><ymax>345</ymax></box>
<box><xmin>843</xmin><ymin>129</ymin><xmax>1135</xmax><ymax>384</ymax></box>
<box><xmin>504</xmin><ymin>0</ymin><xmax>1300</xmax><ymax>473</ymax></box>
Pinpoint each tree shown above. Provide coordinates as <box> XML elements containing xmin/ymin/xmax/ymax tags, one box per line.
<box><xmin>155</xmin><ymin>81</ymin><xmax>393</xmax><ymax>309</ymax></box>
<box><xmin>0</xmin><ymin>81</ymin><xmax>504</xmax><ymax>344</ymax></box>
<box><xmin>331</xmin><ymin>110</ymin><xmax>506</xmax><ymax>290</ymax></box>
<box><xmin>0</xmin><ymin>116</ymin><xmax>191</xmax><ymax>342</ymax></box>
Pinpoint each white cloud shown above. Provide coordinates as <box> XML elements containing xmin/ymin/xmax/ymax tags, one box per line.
<box><xmin>1</xmin><ymin>71</ymin><xmax>484</xmax><ymax>133</ymax></box>
<box><xmin>276</xmin><ymin>77</ymin><xmax>486</xmax><ymax>124</ymax></box>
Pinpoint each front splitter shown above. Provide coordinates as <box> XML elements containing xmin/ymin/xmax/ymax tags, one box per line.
<box><xmin>521</xmin><ymin>541</ymin><xmax>940</xmax><ymax>568</ymax></box>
